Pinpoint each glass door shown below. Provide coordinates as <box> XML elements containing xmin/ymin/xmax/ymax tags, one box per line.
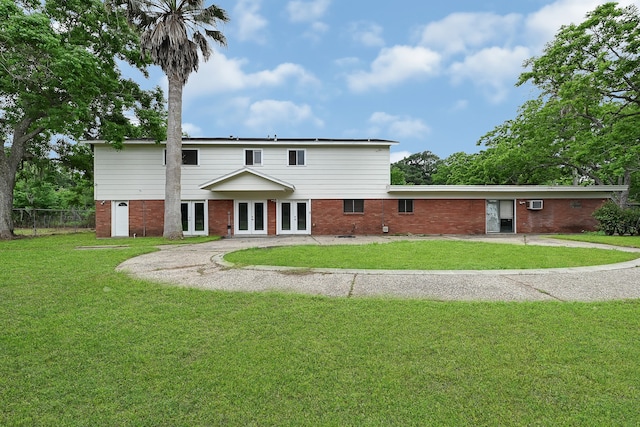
<box><xmin>486</xmin><ymin>200</ymin><xmax>514</xmax><ymax>233</ymax></box>
<box><xmin>181</xmin><ymin>201</ymin><xmax>207</xmax><ymax>236</ymax></box>
<box><xmin>278</xmin><ymin>200</ymin><xmax>310</xmax><ymax>235</ymax></box>
<box><xmin>235</xmin><ymin>201</ymin><xmax>267</xmax><ymax>235</ymax></box>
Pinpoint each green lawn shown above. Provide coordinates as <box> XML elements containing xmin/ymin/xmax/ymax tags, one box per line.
<box><xmin>224</xmin><ymin>239</ymin><xmax>640</xmax><ymax>270</ymax></box>
<box><xmin>553</xmin><ymin>233</ymin><xmax>640</xmax><ymax>248</ymax></box>
<box><xmin>2</xmin><ymin>233</ymin><xmax>640</xmax><ymax>425</ymax></box>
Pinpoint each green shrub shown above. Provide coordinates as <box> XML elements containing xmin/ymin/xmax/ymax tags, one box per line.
<box><xmin>593</xmin><ymin>202</ymin><xmax>640</xmax><ymax>236</ymax></box>
<box><xmin>620</xmin><ymin>208</ymin><xmax>640</xmax><ymax>236</ymax></box>
<box><xmin>593</xmin><ymin>201</ymin><xmax>622</xmax><ymax>235</ymax></box>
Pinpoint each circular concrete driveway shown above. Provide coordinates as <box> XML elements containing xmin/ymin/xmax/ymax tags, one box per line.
<box><xmin>116</xmin><ymin>235</ymin><xmax>640</xmax><ymax>302</ymax></box>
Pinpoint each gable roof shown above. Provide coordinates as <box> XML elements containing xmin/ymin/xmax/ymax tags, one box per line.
<box><xmin>199</xmin><ymin>168</ymin><xmax>295</xmax><ymax>192</ymax></box>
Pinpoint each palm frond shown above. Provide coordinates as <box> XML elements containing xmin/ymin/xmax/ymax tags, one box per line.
<box><xmin>117</xmin><ymin>0</ymin><xmax>228</xmax><ymax>83</ymax></box>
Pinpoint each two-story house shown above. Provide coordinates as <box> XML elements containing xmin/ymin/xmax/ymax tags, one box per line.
<box><xmin>91</xmin><ymin>137</ymin><xmax>626</xmax><ymax>238</ymax></box>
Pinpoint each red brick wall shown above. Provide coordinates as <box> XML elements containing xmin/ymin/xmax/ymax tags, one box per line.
<box><xmin>96</xmin><ymin>197</ymin><xmax>608</xmax><ymax>237</ymax></box>
<box><xmin>129</xmin><ymin>200</ymin><xmax>164</xmax><ymax>237</ymax></box>
<box><xmin>311</xmin><ymin>199</ymin><xmax>386</xmax><ymax>235</ymax></box>
<box><xmin>209</xmin><ymin>200</ymin><xmax>234</xmax><ymax>236</ymax></box>
<box><xmin>383</xmin><ymin>199</ymin><xmax>487</xmax><ymax>235</ymax></box>
<box><xmin>95</xmin><ymin>201</ymin><xmax>111</xmax><ymax>238</ymax></box>
<box><xmin>516</xmin><ymin>198</ymin><xmax>605</xmax><ymax>233</ymax></box>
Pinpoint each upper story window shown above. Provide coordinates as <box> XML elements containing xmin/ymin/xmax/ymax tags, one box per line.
<box><xmin>288</xmin><ymin>149</ymin><xmax>305</xmax><ymax>166</ymax></box>
<box><xmin>398</xmin><ymin>199</ymin><xmax>414</xmax><ymax>213</ymax></box>
<box><xmin>344</xmin><ymin>199</ymin><xmax>364</xmax><ymax>213</ymax></box>
<box><xmin>164</xmin><ymin>149</ymin><xmax>199</xmax><ymax>165</ymax></box>
<box><xmin>245</xmin><ymin>149</ymin><xmax>262</xmax><ymax>166</ymax></box>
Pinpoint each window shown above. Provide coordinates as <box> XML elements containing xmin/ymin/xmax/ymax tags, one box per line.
<box><xmin>245</xmin><ymin>149</ymin><xmax>262</xmax><ymax>166</ymax></box>
<box><xmin>164</xmin><ymin>149</ymin><xmax>199</xmax><ymax>165</ymax></box>
<box><xmin>344</xmin><ymin>199</ymin><xmax>364</xmax><ymax>213</ymax></box>
<box><xmin>288</xmin><ymin>149</ymin><xmax>305</xmax><ymax>166</ymax></box>
<box><xmin>398</xmin><ymin>199</ymin><xmax>414</xmax><ymax>213</ymax></box>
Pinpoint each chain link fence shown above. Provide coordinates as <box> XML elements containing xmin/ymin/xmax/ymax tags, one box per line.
<box><xmin>12</xmin><ymin>208</ymin><xmax>95</xmax><ymax>235</ymax></box>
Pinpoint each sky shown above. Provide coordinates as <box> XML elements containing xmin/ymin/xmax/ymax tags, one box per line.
<box><xmin>127</xmin><ymin>0</ymin><xmax>640</xmax><ymax>162</ymax></box>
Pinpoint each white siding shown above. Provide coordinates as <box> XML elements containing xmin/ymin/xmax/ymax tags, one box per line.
<box><xmin>93</xmin><ymin>141</ymin><xmax>393</xmax><ymax>200</ymax></box>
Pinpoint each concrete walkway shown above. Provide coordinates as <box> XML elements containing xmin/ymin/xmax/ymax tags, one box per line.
<box><xmin>116</xmin><ymin>234</ymin><xmax>640</xmax><ymax>302</ymax></box>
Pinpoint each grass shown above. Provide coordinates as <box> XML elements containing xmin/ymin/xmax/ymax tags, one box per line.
<box><xmin>2</xmin><ymin>233</ymin><xmax>640</xmax><ymax>425</ymax></box>
<box><xmin>553</xmin><ymin>233</ymin><xmax>640</xmax><ymax>248</ymax></box>
<box><xmin>224</xmin><ymin>240</ymin><xmax>640</xmax><ymax>270</ymax></box>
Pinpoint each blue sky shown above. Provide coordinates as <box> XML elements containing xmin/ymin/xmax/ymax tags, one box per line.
<box><xmin>129</xmin><ymin>0</ymin><xmax>640</xmax><ymax>162</ymax></box>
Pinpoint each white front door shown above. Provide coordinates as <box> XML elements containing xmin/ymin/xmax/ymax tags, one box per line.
<box><xmin>278</xmin><ymin>200</ymin><xmax>310</xmax><ymax>235</ymax></box>
<box><xmin>235</xmin><ymin>200</ymin><xmax>267</xmax><ymax>235</ymax></box>
<box><xmin>113</xmin><ymin>201</ymin><xmax>129</xmax><ymax>237</ymax></box>
<box><xmin>181</xmin><ymin>201</ymin><xmax>208</xmax><ymax>236</ymax></box>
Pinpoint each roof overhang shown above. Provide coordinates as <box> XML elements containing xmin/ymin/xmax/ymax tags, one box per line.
<box><xmin>200</xmin><ymin>168</ymin><xmax>295</xmax><ymax>192</ymax></box>
<box><xmin>386</xmin><ymin>185</ymin><xmax>628</xmax><ymax>199</ymax></box>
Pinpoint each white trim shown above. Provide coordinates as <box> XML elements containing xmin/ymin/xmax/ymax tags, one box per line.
<box><xmin>387</xmin><ymin>185</ymin><xmax>628</xmax><ymax>199</ymax></box>
<box><xmin>276</xmin><ymin>199</ymin><xmax>311</xmax><ymax>235</ymax></box>
<box><xmin>287</xmin><ymin>149</ymin><xmax>306</xmax><ymax>166</ymax></box>
<box><xmin>244</xmin><ymin>148</ymin><xmax>263</xmax><ymax>166</ymax></box>
<box><xmin>112</xmin><ymin>200</ymin><xmax>129</xmax><ymax>237</ymax></box>
<box><xmin>181</xmin><ymin>200</ymin><xmax>208</xmax><ymax>236</ymax></box>
<box><xmin>234</xmin><ymin>200</ymin><xmax>268</xmax><ymax>235</ymax></box>
<box><xmin>199</xmin><ymin>168</ymin><xmax>295</xmax><ymax>192</ymax></box>
<box><xmin>163</xmin><ymin>148</ymin><xmax>200</xmax><ymax>166</ymax></box>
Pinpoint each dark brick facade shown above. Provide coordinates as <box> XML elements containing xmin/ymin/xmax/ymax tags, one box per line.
<box><xmin>95</xmin><ymin>200</ymin><xmax>111</xmax><ymax>238</ymax></box>
<box><xmin>515</xmin><ymin>198</ymin><xmax>602</xmax><ymax>234</ymax></box>
<box><xmin>95</xmin><ymin>197</ymin><xmax>607</xmax><ymax>237</ymax></box>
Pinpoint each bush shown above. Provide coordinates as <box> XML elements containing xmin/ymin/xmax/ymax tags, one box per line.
<box><xmin>593</xmin><ymin>202</ymin><xmax>640</xmax><ymax>236</ymax></box>
<box><xmin>620</xmin><ymin>208</ymin><xmax>640</xmax><ymax>236</ymax></box>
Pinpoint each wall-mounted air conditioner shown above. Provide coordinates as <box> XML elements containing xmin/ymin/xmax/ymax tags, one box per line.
<box><xmin>526</xmin><ymin>200</ymin><xmax>543</xmax><ymax>210</ymax></box>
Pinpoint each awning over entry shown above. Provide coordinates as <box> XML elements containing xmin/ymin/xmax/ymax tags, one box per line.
<box><xmin>199</xmin><ymin>168</ymin><xmax>295</xmax><ymax>192</ymax></box>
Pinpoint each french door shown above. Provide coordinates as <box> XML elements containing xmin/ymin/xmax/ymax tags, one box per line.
<box><xmin>235</xmin><ymin>200</ymin><xmax>267</xmax><ymax>235</ymax></box>
<box><xmin>181</xmin><ymin>201</ymin><xmax>207</xmax><ymax>236</ymax></box>
<box><xmin>278</xmin><ymin>200</ymin><xmax>310</xmax><ymax>235</ymax></box>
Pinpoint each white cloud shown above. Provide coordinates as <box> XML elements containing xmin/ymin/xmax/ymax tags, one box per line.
<box><xmin>369</xmin><ymin>112</ymin><xmax>430</xmax><ymax>139</ymax></box>
<box><xmin>525</xmin><ymin>0</ymin><xmax>640</xmax><ymax>49</ymax></box>
<box><xmin>286</xmin><ymin>0</ymin><xmax>331</xmax><ymax>23</ymax></box>
<box><xmin>334</xmin><ymin>57</ymin><xmax>361</xmax><ymax>68</ymax></box>
<box><xmin>449</xmin><ymin>46</ymin><xmax>531</xmax><ymax>103</ymax></box>
<box><xmin>390</xmin><ymin>151</ymin><xmax>412</xmax><ymax>163</ymax></box>
<box><xmin>234</xmin><ymin>0</ymin><xmax>268</xmax><ymax>44</ymax></box>
<box><xmin>450</xmin><ymin>99</ymin><xmax>469</xmax><ymax>111</ymax></box>
<box><xmin>182</xmin><ymin>123</ymin><xmax>203</xmax><ymax>137</ymax></box>
<box><xmin>347</xmin><ymin>45</ymin><xmax>441</xmax><ymax>93</ymax></box>
<box><xmin>349</xmin><ymin>22</ymin><xmax>385</xmax><ymax>47</ymax></box>
<box><xmin>183</xmin><ymin>54</ymin><xmax>319</xmax><ymax>101</ymax></box>
<box><xmin>419</xmin><ymin>12</ymin><xmax>521</xmax><ymax>55</ymax></box>
<box><xmin>244</xmin><ymin>100</ymin><xmax>324</xmax><ymax>129</ymax></box>
<box><xmin>303</xmin><ymin>21</ymin><xmax>329</xmax><ymax>41</ymax></box>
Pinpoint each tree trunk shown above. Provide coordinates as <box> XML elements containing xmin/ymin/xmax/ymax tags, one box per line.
<box><xmin>0</xmin><ymin>119</ymin><xmax>35</xmax><ymax>240</ymax></box>
<box><xmin>0</xmin><ymin>168</ymin><xmax>16</xmax><ymax>240</ymax></box>
<box><xmin>163</xmin><ymin>73</ymin><xmax>184</xmax><ymax>239</ymax></box>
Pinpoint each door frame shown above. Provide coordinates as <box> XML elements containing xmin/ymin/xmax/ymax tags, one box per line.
<box><xmin>486</xmin><ymin>199</ymin><xmax>515</xmax><ymax>234</ymax></box>
<box><xmin>112</xmin><ymin>200</ymin><xmax>129</xmax><ymax>237</ymax></box>
<box><xmin>234</xmin><ymin>200</ymin><xmax>268</xmax><ymax>235</ymax></box>
<box><xmin>277</xmin><ymin>199</ymin><xmax>311</xmax><ymax>235</ymax></box>
<box><xmin>181</xmin><ymin>200</ymin><xmax>208</xmax><ymax>236</ymax></box>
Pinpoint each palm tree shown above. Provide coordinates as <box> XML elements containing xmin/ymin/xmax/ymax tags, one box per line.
<box><xmin>110</xmin><ymin>0</ymin><xmax>229</xmax><ymax>239</ymax></box>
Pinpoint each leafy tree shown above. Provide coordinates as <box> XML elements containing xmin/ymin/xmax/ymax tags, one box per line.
<box><xmin>390</xmin><ymin>166</ymin><xmax>406</xmax><ymax>185</ymax></box>
<box><xmin>516</xmin><ymin>2</ymin><xmax>640</xmax><ymax>205</ymax></box>
<box><xmin>441</xmin><ymin>3</ymin><xmax>640</xmax><ymax>204</ymax></box>
<box><xmin>110</xmin><ymin>0</ymin><xmax>229</xmax><ymax>239</ymax></box>
<box><xmin>391</xmin><ymin>151</ymin><xmax>441</xmax><ymax>185</ymax></box>
<box><xmin>0</xmin><ymin>0</ymin><xmax>166</xmax><ymax>239</ymax></box>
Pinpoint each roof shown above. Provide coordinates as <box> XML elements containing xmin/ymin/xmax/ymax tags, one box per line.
<box><xmin>387</xmin><ymin>185</ymin><xmax>628</xmax><ymax>199</ymax></box>
<box><xmin>88</xmin><ymin>137</ymin><xmax>399</xmax><ymax>147</ymax></box>
<box><xmin>200</xmin><ymin>168</ymin><xmax>295</xmax><ymax>192</ymax></box>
